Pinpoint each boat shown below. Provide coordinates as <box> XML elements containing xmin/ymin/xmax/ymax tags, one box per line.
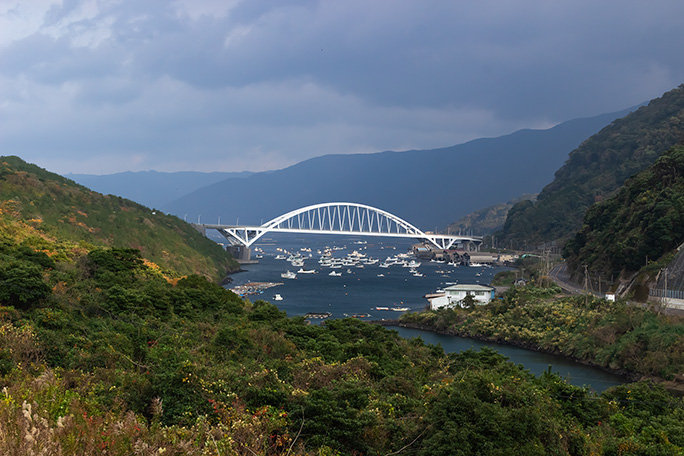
<box><xmin>304</xmin><ymin>311</ymin><xmax>332</xmax><ymax>319</ymax></box>
<box><xmin>375</xmin><ymin>306</ymin><xmax>390</xmax><ymax>310</ymax></box>
<box><xmin>391</xmin><ymin>307</ymin><xmax>410</xmax><ymax>311</ymax></box>
<box><xmin>377</xmin><ymin>274</ymin><xmax>385</xmax><ymax>277</ymax></box>
<box><xmin>273</xmin><ymin>294</ymin><xmax>283</xmax><ymax>301</ymax></box>
<box><xmin>281</xmin><ymin>270</ymin><xmax>297</xmax><ymax>279</ymax></box>
<box><xmin>297</xmin><ymin>268</ymin><xmax>317</xmax><ymax>274</ymax></box>
<box><xmin>329</xmin><ymin>271</ymin><xmax>342</xmax><ymax>277</ymax></box>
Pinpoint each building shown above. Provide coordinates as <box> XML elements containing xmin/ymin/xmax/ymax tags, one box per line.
<box><xmin>427</xmin><ymin>284</ymin><xmax>495</xmax><ymax>309</ymax></box>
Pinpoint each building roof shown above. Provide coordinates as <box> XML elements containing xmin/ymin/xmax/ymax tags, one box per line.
<box><xmin>444</xmin><ymin>284</ymin><xmax>494</xmax><ymax>292</ymax></box>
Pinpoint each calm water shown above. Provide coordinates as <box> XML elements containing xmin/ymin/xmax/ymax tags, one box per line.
<box><xmin>226</xmin><ymin>233</ymin><xmax>625</xmax><ymax>392</ymax></box>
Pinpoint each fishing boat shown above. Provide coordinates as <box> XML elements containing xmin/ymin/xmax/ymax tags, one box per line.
<box><xmin>273</xmin><ymin>294</ymin><xmax>283</xmax><ymax>301</ymax></box>
<box><xmin>281</xmin><ymin>270</ymin><xmax>297</xmax><ymax>279</ymax></box>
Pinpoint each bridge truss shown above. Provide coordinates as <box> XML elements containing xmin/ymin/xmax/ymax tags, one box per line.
<box><xmin>199</xmin><ymin>202</ymin><xmax>482</xmax><ymax>250</ymax></box>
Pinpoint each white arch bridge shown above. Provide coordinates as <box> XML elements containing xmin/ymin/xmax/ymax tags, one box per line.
<box><xmin>193</xmin><ymin>202</ymin><xmax>482</xmax><ymax>251</ymax></box>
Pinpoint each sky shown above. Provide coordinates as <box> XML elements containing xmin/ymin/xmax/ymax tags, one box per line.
<box><xmin>1</xmin><ymin>0</ymin><xmax>683</xmax><ymax>175</ymax></box>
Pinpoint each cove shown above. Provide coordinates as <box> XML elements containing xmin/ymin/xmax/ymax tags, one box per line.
<box><xmin>391</xmin><ymin>326</ymin><xmax>626</xmax><ymax>393</ymax></box>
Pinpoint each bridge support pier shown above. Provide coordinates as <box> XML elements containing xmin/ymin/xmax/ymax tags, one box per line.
<box><xmin>227</xmin><ymin>245</ymin><xmax>255</xmax><ymax>264</ymax></box>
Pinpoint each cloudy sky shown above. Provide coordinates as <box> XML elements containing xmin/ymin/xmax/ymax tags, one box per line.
<box><xmin>1</xmin><ymin>0</ymin><xmax>683</xmax><ymax>175</ymax></box>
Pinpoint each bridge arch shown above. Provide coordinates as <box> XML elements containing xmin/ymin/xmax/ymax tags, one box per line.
<box><xmin>198</xmin><ymin>202</ymin><xmax>482</xmax><ymax>250</ymax></box>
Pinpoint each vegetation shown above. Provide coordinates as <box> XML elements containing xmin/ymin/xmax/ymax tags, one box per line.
<box><xmin>503</xmin><ymin>84</ymin><xmax>684</xmax><ymax>246</ymax></box>
<box><xmin>2</xmin><ymin>246</ymin><xmax>684</xmax><ymax>454</ymax></box>
<box><xmin>0</xmin><ymin>156</ymin><xmax>238</xmax><ymax>281</ymax></box>
<box><xmin>2</xmin><ymin>156</ymin><xmax>684</xmax><ymax>454</ymax></box>
<box><xmin>447</xmin><ymin>194</ymin><xmax>537</xmax><ymax>237</ymax></box>
<box><xmin>564</xmin><ymin>145</ymin><xmax>684</xmax><ymax>288</ymax></box>
<box><xmin>401</xmin><ymin>285</ymin><xmax>684</xmax><ymax>382</ymax></box>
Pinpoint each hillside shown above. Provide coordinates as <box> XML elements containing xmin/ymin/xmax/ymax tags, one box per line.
<box><xmin>563</xmin><ymin>145</ymin><xmax>684</xmax><ymax>295</ymax></box>
<box><xmin>1</xmin><ymin>159</ymin><xmax>683</xmax><ymax>454</ymax></box>
<box><xmin>162</xmin><ymin>107</ymin><xmax>636</xmax><ymax>231</ymax></box>
<box><xmin>447</xmin><ymin>194</ymin><xmax>537</xmax><ymax>236</ymax></box>
<box><xmin>0</xmin><ymin>156</ymin><xmax>237</xmax><ymax>280</ymax></box>
<box><xmin>503</xmin><ymin>84</ymin><xmax>684</xmax><ymax>246</ymax></box>
<box><xmin>65</xmin><ymin>170</ymin><xmax>254</xmax><ymax>209</ymax></box>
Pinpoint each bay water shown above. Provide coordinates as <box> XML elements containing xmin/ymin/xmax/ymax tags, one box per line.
<box><xmin>226</xmin><ymin>233</ymin><xmax>625</xmax><ymax>392</ymax></box>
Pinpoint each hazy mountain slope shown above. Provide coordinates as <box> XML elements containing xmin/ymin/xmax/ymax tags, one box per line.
<box><xmin>503</xmin><ymin>84</ymin><xmax>684</xmax><ymax>246</ymax></box>
<box><xmin>65</xmin><ymin>170</ymin><xmax>254</xmax><ymax>209</ymax></box>
<box><xmin>447</xmin><ymin>194</ymin><xmax>537</xmax><ymax>236</ymax></box>
<box><xmin>0</xmin><ymin>156</ymin><xmax>237</xmax><ymax>280</ymax></box>
<box><xmin>163</xmin><ymin>108</ymin><xmax>637</xmax><ymax>231</ymax></box>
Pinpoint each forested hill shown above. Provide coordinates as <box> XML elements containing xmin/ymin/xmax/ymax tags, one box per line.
<box><xmin>503</xmin><ymin>84</ymin><xmax>684</xmax><ymax>246</ymax></box>
<box><xmin>563</xmin><ymin>145</ymin><xmax>684</xmax><ymax>293</ymax></box>
<box><xmin>0</xmin><ymin>156</ymin><xmax>237</xmax><ymax>280</ymax></box>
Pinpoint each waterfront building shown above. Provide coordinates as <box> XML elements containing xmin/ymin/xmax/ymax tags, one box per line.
<box><xmin>427</xmin><ymin>284</ymin><xmax>495</xmax><ymax>309</ymax></box>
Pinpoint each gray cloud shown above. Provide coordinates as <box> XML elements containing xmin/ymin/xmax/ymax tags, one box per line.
<box><xmin>1</xmin><ymin>0</ymin><xmax>683</xmax><ymax>174</ymax></box>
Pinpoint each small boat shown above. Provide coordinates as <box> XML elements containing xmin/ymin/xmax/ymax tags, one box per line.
<box><xmin>391</xmin><ymin>307</ymin><xmax>410</xmax><ymax>311</ymax></box>
<box><xmin>298</xmin><ymin>268</ymin><xmax>317</xmax><ymax>274</ymax></box>
<box><xmin>377</xmin><ymin>274</ymin><xmax>385</xmax><ymax>277</ymax></box>
<box><xmin>305</xmin><ymin>311</ymin><xmax>332</xmax><ymax>319</ymax></box>
<box><xmin>375</xmin><ymin>306</ymin><xmax>390</xmax><ymax>310</ymax></box>
<box><xmin>273</xmin><ymin>294</ymin><xmax>283</xmax><ymax>301</ymax></box>
<box><xmin>329</xmin><ymin>271</ymin><xmax>342</xmax><ymax>277</ymax></box>
<box><xmin>281</xmin><ymin>270</ymin><xmax>297</xmax><ymax>279</ymax></box>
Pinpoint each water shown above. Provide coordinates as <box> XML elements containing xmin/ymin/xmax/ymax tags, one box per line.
<box><xmin>227</xmin><ymin>233</ymin><xmax>625</xmax><ymax>392</ymax></box>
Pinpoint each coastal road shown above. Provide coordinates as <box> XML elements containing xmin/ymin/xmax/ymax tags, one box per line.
<box><xmin>549</xmin><ymin>263</ymin><xmax>589</xmax><ymax>295</ymax></box>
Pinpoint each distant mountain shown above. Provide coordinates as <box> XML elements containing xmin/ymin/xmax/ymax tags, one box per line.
<box><xmin>163</xmin><ymin>108</ymin><xmax>638</xmax><ymax>232</ymax></box>
<box><xmin>65</xmin><ymin>170</ymin><xmax>254</xmax><ymax>209</ymax></box>
<box><xmin>1</xmin><ymin>157</ymin><xmax>237</xmax><ymax>280</ymax></box>
<box><xmin>503</xmin><ymin>84</ymin><xmax>684</xmax><ymax>246</ymax></box>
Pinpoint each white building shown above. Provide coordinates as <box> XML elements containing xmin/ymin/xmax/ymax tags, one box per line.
<box><xmin>427</xmin><ymin>284</ymin><xmax>495</xmax><ymax>309</ymax></box>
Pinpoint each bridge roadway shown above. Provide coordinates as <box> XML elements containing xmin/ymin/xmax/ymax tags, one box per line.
<box><xmin>191</xmin><ymin>202</ymin><xmax>483</xmax><ymax>253</ymax></box>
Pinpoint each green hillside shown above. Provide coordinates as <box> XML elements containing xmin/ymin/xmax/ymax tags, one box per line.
<box><xmin>0</xmin><ymin>156</ymin><xmax>237</xmax><ymax>280</ymax></box>
<box><xmin>564</xmin><ymin>145</ymin><xmax>684</xmax><ymax>292</ymax></box>
<box><xmin>503</xmin><ymin>84</ymin><xmax>684</xmax><ymax>246</ymax></box>
<box><xmin>1</xmin><ymin>158</ymin><xmax>683</xmax><ymax>454</ymax></box>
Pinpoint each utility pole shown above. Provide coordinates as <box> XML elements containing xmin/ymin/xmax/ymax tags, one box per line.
<box><xmin>584</xmin><ymin>264</ymin><xmax>589</xmax><ymax>306</ymax></box>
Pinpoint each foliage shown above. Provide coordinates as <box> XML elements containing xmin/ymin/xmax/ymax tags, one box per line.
<box><xmin>564</xmin><ymin>145</ymin><xmax>684</xmax><ymax>283</ymax></box>
<box><xmin>1</xmin><ymin>157</ymin><xmax>684</xmax><ymax>454</ymax></box>
<box><xmin>503</xmin><ymin>84</ymin><xmax>684</xmax><ymax>246</ymax></box>
<box><xmin>0</xmin><ymin>156</ymin><xmax>238</xmax><ymax>280</ymax></box>
<box><xmin>402</xmin><ymin>284</ymin><xmax>684</xmax><ymax>380</ymax></box>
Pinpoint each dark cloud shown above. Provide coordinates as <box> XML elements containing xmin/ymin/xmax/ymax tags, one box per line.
<box><xmin>0</xmin><ymin>0</ymin><xmax>683</xmax><ymax>173</ymax></box>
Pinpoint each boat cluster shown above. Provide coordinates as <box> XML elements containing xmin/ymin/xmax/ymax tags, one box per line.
<box><xmin>274</xmin><ymin>245</ymin><xmax>435</xmax><ymax>279</ymax></box>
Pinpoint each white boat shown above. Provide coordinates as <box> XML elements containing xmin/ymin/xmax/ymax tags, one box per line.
<box><xmin>273</xmin><ymin>294</ymin><xmax>283</xmax><ymax>301</ymax></box>
<box><xmin>329</xmin><ymin>271</ymin><xmax>342</xmax><ymax>277</ymax></box>
<box><xmin>281</xmin><ymin>270</ymin><xmax>297</xmax><ymax>279</ymax></box>
<box><xmin>298</xmin><ymin>268</ymin><xmax>317</xmax><ymax>274</ymax></box>
<box><xmin>392</xmin><ymin>307</ymin><xmax>410</xmax><ymax>311</ymax></box>
<box><xmin>377</xmin><ymin>274</ymin><xmax>385</xmax><ymax>277</ymax></box>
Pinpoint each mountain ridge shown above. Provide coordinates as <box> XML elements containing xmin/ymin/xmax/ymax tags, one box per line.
<box><xmin>66</xmin><ymin>170</ymin><xmax>255</xmax><ymax>209</ymax></box>
<box><xmin>162</xmin><ymin>106</ymin><xmax>639</xmax><ymax>231</ymax></box>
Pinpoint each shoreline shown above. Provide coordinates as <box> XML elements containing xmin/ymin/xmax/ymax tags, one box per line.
<box><xmin>372</xmin><ymin>319</ymin><xmax>684</xmax><ymax>395</ymax></box>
